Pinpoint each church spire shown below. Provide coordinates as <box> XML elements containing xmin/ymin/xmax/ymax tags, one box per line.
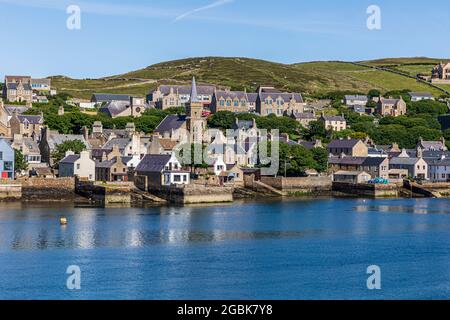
<box><xmin>190</xmin><ymin>76</ymin><xmax>199</xmax><ymax>103</ymax></box>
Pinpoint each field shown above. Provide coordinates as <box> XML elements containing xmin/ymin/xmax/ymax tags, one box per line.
<box><xmin>50</xmin><ymin>57</ymin><xmax>450</xmax><ymax>100</ymax></box>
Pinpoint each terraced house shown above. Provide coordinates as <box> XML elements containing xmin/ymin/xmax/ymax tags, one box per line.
<box><xmin>256</xmin><ymin>86</ymin><xmax>304</xmax><ymax>116</ymax></box>
<box><xmin>149</xmin><ymin>84</ymin><xmax>216</xmax><ymax>109</ymax></box>
<box><xmin>211</xmin><ymin>90</ymin><xmax>250</xmax><ymax>113</ymax></box>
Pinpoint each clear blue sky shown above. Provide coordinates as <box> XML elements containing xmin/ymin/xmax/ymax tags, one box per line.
<box><xmin>0</xmin><ymin>0</ymin><xmax>449</xmax><ymax>79</ymax></box>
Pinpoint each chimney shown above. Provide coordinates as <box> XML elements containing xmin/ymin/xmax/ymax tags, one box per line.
<box><xmin>101</xmin><ymin>151</ymin><xmax>107</xmax><ymax>162</ymax></box>
<box><xmin>82</xmin><ymin>126</ymin><xmax>89</xmax><ymax>141</ymax></box>
<box><xmin>417</xmin><ymin>146</ymin><xmax>423</xmax><ymax>158</ymax></box>
<box><xmin>93</xmin><ymin>121</ymin><xmax>103</xmax><ymax>134</ymax></box>
<box><xmin>80</xmin><ymin>150</ymin><xmax>90</xmax><ymax>160</ymax></box>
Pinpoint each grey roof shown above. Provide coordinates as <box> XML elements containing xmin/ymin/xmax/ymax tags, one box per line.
<box><xmin>91</xmin><ymin>93</ymin><xmax>131</xmax><ymax>103</ymax></box>
<box><xmin>419</xmin><ymin>140</ymin><xmax>446</xmax><ymax>151</ymax></box>
<box><xmin>350</xmin><ymin>105</ymin><xmax>367</xmax><ymax>113</ymax></box>
<box><xmin>345</xmin><ymin>95</ymin><xmax>368</xmax><ymax>101</ymax></box>
<box><xmin>362</xmin><ymin>157</ymin><xmax>387</xmax><ymax>166</ymax></box>
<box><xmin>292</xmin><ymin>112</ymin><xmax>316</xmax><ymax>120</ymax></box>
<box><xmin>409</xmin><ymin>92</ymin><xmax>433</xmax><ymax>98</ymax></box>
<box><xmin>95</xmin><ymin>158</ymin><xmax>117</xmax><ymax>169</ymax></box>
<box><xmin>233</xmin><ymin>120</ymin><xmax>255</xmax><ymax>130</ymax></box>
<box><xmin>17</xmin><ymin>115</ymin><xmax>43</xmax><ymax>125</ymax></box>
<box><xmin>4</xmin><ymin>106</ymin><xmax>31</xmax><ymax>116</ymax></box>
<box><xmin>260</xmin><ymin>92</ymin><xmax>303</xmax><ymax>103</ymax></box>
<box><xmin>215</xmin><ymin>90</ymin><xmax>248</xmax><ymax>101</ymax></box>
<box><xmin>60</xmin><ymin>154</ymin><xmax>80</xmax><ymax>164</ymax></box>
<box><xmin>299</xmin><ymin>141</ymin><xmax>316</xmax><ymax>149</ymax></box>
<box><xmin>153</xmin><ymin>84</ymin><xmax>215</xmax><ymax>96</ymax></box>
<box><xmin>6</xmin><ymin>83</ymin><xmax>32</xmax><ymax>90</ymax></box>
<box><xmin>329</xmin><ymin>157</ymin><xmax>366</xmax><ymax>166</ymax></box>
<box><xmin>322</xmin><ymin>115</ymin><xmax>346</xmax><ymax>121</ymax></box>
<box><xmin>247</xmin><ymin>93</ymin><xmax>258</xmax><ymax>103</ymax></box>
<box><xmin>99</xmin><ymin>101</ymin><xmax>130</xmax><ymax>117</ymax></box>
<box><xmin>380</xmin><ymin>98</ymin><xmax>401</xmax><ymax>105</ymax></box>
<box><xmin>48</xmin><ymin>134</ymin><xmax>90</xmax><ymax>150</ymax></box>
<box><xmin>102</xmin><ymin>138</ymin><xmax>130</xmax><ymax>151</ymax></box>
<box><xmin>136</xmin><ymin>154</ymin><xmax>171</xmax><ymax>173</ymax></box>
<box><xmin>428</xmin><ymin>158</ymin><xmax>450</xmax><ymax>166</ymax></box>
<box><xmin>154</xmin><ymin>115</ymin><xmax>187</xmax><ymax>133</ymax></box>
<box><xmin>390</xmin><ymin>157</ymin><xmax>421</xmax><ymax>165</ymax></box>
<box><xmin>328</xmin><ymin>139</ymin><xmax>361</xmax><ymax>149</ymax></box>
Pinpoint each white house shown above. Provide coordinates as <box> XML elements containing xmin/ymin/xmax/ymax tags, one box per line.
<box><xmin>344</xmin><ymin>95</ymin><xmax>368</xmax><ymax>106</ymax></box>
<box><xmin>428</xmin><ymin>157</ymin><xmax>450</xmax><ymax>182</ymax></box>
<box><xmin>136</xmin><ymin>153</ymin><xmax>190</xmax><ymax>187</ymax></box>
<box><xmin>408</xmin><ymin>92</ymin><xmax>434</xmax><ymax>102</ymax></box>
<box><xmin>213</xmin><ymin>157</ymin><xmax>227</xmax><ymax>176</ymax></box>
<box><xmin>59</xmin><ymin>150</ymin><xmax>96</xmax><ymax>181</ymax></box>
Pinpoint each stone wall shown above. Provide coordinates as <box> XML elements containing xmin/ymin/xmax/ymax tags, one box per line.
<box><xmin>150</xmin><ymin>185</ymin><xmax>233</xmax><ymax>204</ymax></box>
<box><xmin>260</xmin><ymin>176</ymin><xmax>332</xmax><ymax>193</ymax></box>
<box><xmin>333</xmin><ymin>182</ymin><xmax>399</xmax><ymax>198</ymax></box>
<box><xmin>20</xmin><ymin>177</ymin><xmax>75</xmax><ymax>201</ymax></box>
<box><xmin>0</xmin><ymin>180</ymin><xmax>22</xmax><ymax>200</ymax></box>
<box><xmin>76</xmin><ymin>179</ymin><xmax>132</xmax><ymax>204</ymax></box>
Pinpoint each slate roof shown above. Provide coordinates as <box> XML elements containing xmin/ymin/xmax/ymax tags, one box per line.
<box><xmin>344</xmin><ymin>95</ymin><xmax>368</xmax><ymax>102</ymax></box>
<box><xmin>17</xmin><ymin>115</ymin><xmax>43</xmax><ymax>124</ymax></box>
<box><xmin>390</xmin><ymin>157</ymin><xmax>421</xmax><ymax>165</ymax></box>
<box><xmin>419</xmin><ymin>140</ymin><xmax>446</xmax><ymax>151</ymax></box>
<box><xmin>322</xmin><ymin>115</ymin><xmax>346</xmax><ymax>122</ymax></box>
<box><xmin>99</xmin><ymin>101</ymin><xmax>130</xmax><ymax>117</ymax></box>
<box><xmin>48</xmin><ymin>134</ymin><xmax>90</xmax><ymax>150</ymax></box>
<box><xmin>329</xmin><ymin>157</ymin><xmax>366</xmax><ymax>166</ymax></box>
<box><xmin>409</xmin><ymin>92</ymin><xmax>433</xmax><ymax>99</ymax></box>
<box><xmin>428</xmin><ymin>158</ymin><xmax>450</xmax><ymax>166</ymax></box>
<box><xmin>102</xmin><ymin>138</ymin><xmax>130</xmax><ymax>151</ymax></box>
<box><xmin>95</xmin><ymin>158</ymin><xmax>117</xmax><ymax>169</ymax></box>
<box><xmin>6</xmin><ymin>83</ymin><xmax>32</xmax><ymax>90</ymax></box>
<box><xmin>154</xmin><ymin>115</ymin><xmax>187</xmax><ymax>133</ymax></box>
<box><xmin>260</xmin><ymin>92</ymin><xmax>303</xmax><ymax>103</ymax></box>
<box><xmin>328</xmin><ymin>139</ymin><xmax>361</xmax><ymax>149</ymax></box>
<box><xmin>92</xmin><ymin>94</ymin><xmax>131</xmax><ymax>103</ymax></box>
<box><xmin>153</xmin><ymin>85</ymin><xmax>216</xmax><ymax>96</ymax></box>
<box><xmin>292</xmin><ymin>112</ymin><xmax>316</xmax><ymax>120</ymax></box>
<box><xmin>136</xmin><ymin>154</ymin><xmax>171</xmax><ymax>173</ymax></box>
<box><xmin>60</xmin><ymin>154</ymin><xmax>80</xmax><ymax>164</ymax></box>
<box><xmin>215</xmin><ymin>90</ymin><xmax>248</xmax><ymax>100</ymax></box>
<box><xmin>362</xmin><ymin>157</ymin><xmax>387</xmax><ymax>166</ymax></box>
<box><xmin>4</xmin><ymin>106</ymin><xmax>30</xmax><ymax>116</ymax></box>
<box><xmin>247</xmin><ymin>93</ymin><xmax>258</xmax><ymax>103</ymax></box>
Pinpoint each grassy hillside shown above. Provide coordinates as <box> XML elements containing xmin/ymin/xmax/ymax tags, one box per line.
<box><xmin>50</xmin><ymin>57</ymin><xmax>450</xmax><ymax>100</ymax></box>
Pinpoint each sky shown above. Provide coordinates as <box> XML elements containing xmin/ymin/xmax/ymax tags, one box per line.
<box><xmin>0</xmin><ymin>0</ymin><xmax>449</xmax><ymax>79</ymax></box>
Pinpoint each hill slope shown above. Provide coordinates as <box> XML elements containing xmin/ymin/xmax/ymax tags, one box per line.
<box><xmin>50</xmin><ymin>57</ymin><xmax>449</xmax><ymax>100</ymax></box>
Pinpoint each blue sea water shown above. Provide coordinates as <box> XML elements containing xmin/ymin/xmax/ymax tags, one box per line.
<box><xmin>0</xmin><ymin>198</ymin><xmax>450</xmax><ymax>300</ymax></box>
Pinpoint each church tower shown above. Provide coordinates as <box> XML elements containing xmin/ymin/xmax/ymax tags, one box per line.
<box><xmin>186</xmin><ymin>77</ymin><xmax>206</xmax><ymax>143</ymax></box>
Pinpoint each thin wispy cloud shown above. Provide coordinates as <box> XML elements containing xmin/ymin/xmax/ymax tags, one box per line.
<box><xmin>174</xmin><ymin>0</ymin><xmax>234</xmax><ymax>22</ymax></box>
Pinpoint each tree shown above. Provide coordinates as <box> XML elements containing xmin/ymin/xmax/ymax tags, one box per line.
<box><xmin>14</xmin><ymin>149</ymin><xmax>28</xmax><ymax>172</ymax></box>
<box><xmin>208</xmin><ymin>111</ymin><xmax>236</xmax><ymax>129</ymax></box>
<box><xmin>311</xmin><ymin>147</ymin><xmax>329</xmax><ymax>173</ymax></box>
<box><xmin>52</xmin><ymin>140</ymin><xmax>86</xmax><ymax>163</ymax></box>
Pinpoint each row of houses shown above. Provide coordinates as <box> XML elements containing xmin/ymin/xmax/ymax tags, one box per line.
<box><xmin>327</xmin><ymin>137</ymin><xmax>450</xmax><ymax>183</ymax></box>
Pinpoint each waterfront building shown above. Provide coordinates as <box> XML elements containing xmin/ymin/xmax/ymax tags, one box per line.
<box><xmin>136</xmin><ymin>154</ymin><xmax>190</xmax><ymax>187</ymax></box>
<box><xmin>333</xmin><ymin>171</ymin><xmax>371</xmax><ymax>184</ymax></box>
<box><xmin>0</xmin><ymin>138</ymin><xmax>14</xmax><ymax>179</ymax></box>
<box><xmin>328</xmin><ymin>138</ymin><xmax>368</xmax><ymax>157</ymax></box>
<box><xmin>11</xmin><ymin>135</ymin><xmax>41</xmax><ymax>166</ymax></box>
<box><xmin>328</xmin><ymin>156</ymin><xmax>389</xmax><ymax>179</ymax></box>
<box><xmin>389</xmin><ymin>156</ymin><xmax>428</xmax><ymax>180</ymax></box>
<box><xmin>428</xmin><ymin>156</ymin><xmax>450</xmax><ymax>182</ymax></box>
<box><xmin>59</xmin><ymin>150</ymin><xmax>95</xmax><ymax>181</ymax></box>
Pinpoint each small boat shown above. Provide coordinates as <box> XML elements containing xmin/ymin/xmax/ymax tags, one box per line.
<box><xmin>60</xmin><ymin>217</ymin><xmax>68</xmax><ymax>225</ymax></box>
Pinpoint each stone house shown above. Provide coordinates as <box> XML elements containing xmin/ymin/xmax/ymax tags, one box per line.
<box><xmin>211</xmin><ymin>90</ymin><xmax>250</xmax><ymax>113</ymax></box>
<box><xmin>291</xmin><ymin>112</ymin><xmax>317</xmax><ymax>128</ymax></box>
<box><xmin>59</xmin><ymin>150</ymin><xmax>95</xmax><ymax>181</ymax></box>
<box><xmin>428</xmin><ymin>156</ymin><xmax>450</xmax><ymax>182</ymax></box>
<box><xmin>11</xmin><ymin>135</ymin><xmax>41</xmax><ymax>165</ymax></box>
<box><xmin>256</xmin><ymin>87</ymin><xmax>304</xmax><ymax>116</ymax></box>
<box><xmin>0</xmin><ymin>138</ymin><xmax>14</xmax><ymax>179</ymax></box>
<box><xmin>9</xmin><ymin>113</ymin><xmax>44</xmax><ymax>140</ymax></box>
<box><xmin>320</xmin><ymin>114</ymin><xmax>347</xmax><ymax>132</ymax></box>
<box><xmin>333</xmin><ymin>171</ymin><xmax>371</xmax><ymax>184</ymax></box>
<box><xmin>149</xmin><ymin>84</ymin><xmax>216</xmax><ymax>109</ymax></box>
<box><xmin>431</xmin><ymin>62</ymin><xmax>450</xmax><ymax>83</ymax></box>
<box><xmin>3</xmin><ymin>76</ymin><xmax>33</xmax><ymax>103</ymax></box>
<box><xmin>417</xmin><ymin>137</ymin><xmax>447</xmax><ymax>152</ymax></box>
<box><xmin>327</xmin><ymin>138</ymin><xmax>368</xmax><ymax>157</ymax></box>
<box><xmin>328</xmin><ymin>156</ymin><xmax>389</xmax><ymax>179</ymax></box>
<box><xmin>389</xmin><ymin>157</ymin><xmax>428</xmax><ymax>180</ymax></box>
<box><xmin>136</xmin><ymin>154</ymin><xmax>190</xmax><ymax>188</ymax></box>
<box><xmin>377</xmin><ymin>96</ymin><xmax>407</xmax><ymax>117</ymax></box>
<box><xmin>154</xmin><ymin>114</ymin><xmax>188</xmax><ymax>142</ymax></box>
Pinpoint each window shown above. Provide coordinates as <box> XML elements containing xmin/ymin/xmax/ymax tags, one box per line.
<box><xmin>234</xmin><ymin>101</ymin><xmax>239</xmax><ymax>107</ymax></box>
<box><xmin>183</xmin><ymin>175</ymin><xmax>187</xmax><ymax>182</ymax></box>
<box><xmin>0</xmin><ymin>152</ymin><xmax>2</xmax><ymax>160</ymax></box>
<box><xmin>226</xmin><ymin>100</ymin><xmax>231</xmax><ymax>107</ymax></box>
<box><xmin>174</xmin><ymin>175</ymin><xmax>181</xmax><ymax>182</ymax></box>
<box><xmin>220</xmin><ymin>100</ymin><xmax>225</xmax><ymax>106</ymax></box>
<box><xmin>76</xmin><ymin>164</ymin><xmax>80</xmax><ymax>170</ymax></box>
<box><xmin>4</xmin><ymin>162</ymin><xmax>13</xmax><ymax>171</ymax></box>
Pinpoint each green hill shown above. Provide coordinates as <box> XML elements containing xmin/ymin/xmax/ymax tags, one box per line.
<box><xmin>50</xmin><ymin>57</ymin><xmax>449</xmax><ymax>100</ymax></box>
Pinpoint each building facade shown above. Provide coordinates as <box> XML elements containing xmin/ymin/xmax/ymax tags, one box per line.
<box><xmin>377</xmin><ymin>97</ymin><xmax>407</xmax><ymax>117</ymax></box>
<box><xmin>0</xmin><ymin>138</ymin><xmax>14</xmax><ymax>179</ymax></box>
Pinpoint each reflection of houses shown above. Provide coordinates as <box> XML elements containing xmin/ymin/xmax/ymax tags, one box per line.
<box><xmin>328</xmin><ymin>138</ymin><xmax>368</xmax><ymax>157</ymax></box>
<box><xmin>377</xmin><ymin>96</ymin><xmax>407</xmax><ymax>117</ymax></box>
<box><xmin>59</xmin><ymin>150</ymin><xmax>95</xmax><ymax>181</ymax></box>
<box><xmin>136</xmin><ymin>154</ymin><xmax>190</xmax><ymax>187</ymax></box>
<box><xmin>0</xmin><ymin>138</ymin><xmax>14</xmax><ymax>179</ymax></box>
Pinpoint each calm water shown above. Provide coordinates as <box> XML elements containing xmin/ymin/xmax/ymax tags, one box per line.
<box><xmin>1</xmin><ymin>198</ymin><xmax>450</xmax><ymax>300</ymax></box>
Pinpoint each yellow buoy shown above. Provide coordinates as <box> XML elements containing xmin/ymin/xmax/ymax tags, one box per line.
<box><xmin>60</xmin><ymin>217</ymin><xmax>68</xmax><ymax>225</ymax></box>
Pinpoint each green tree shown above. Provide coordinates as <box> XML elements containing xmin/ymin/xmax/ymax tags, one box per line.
<box><xmin>208</xmin><ymin>111</ymin><xmax>236</xmax><ymax>129</ymax></box>
<box><xmin>52</xmin><ymin>140</ymin><xmax>86</xmax><ymax>163</ymax></box>
<box><xmin>14</xmin><ymin>149</ymin><xmax>28</xmax><ymax>172</ymax></box>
